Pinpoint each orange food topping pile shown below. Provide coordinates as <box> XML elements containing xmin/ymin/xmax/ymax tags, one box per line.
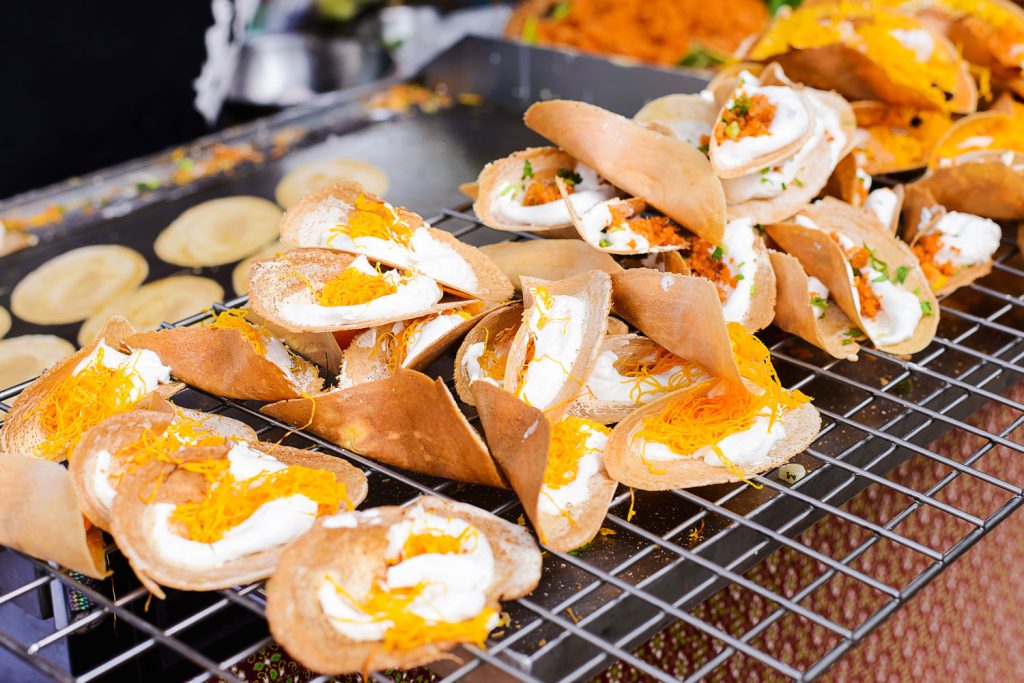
<box><xmin>398</xmin><ymin>524</ymin><xmax>479</xmax><ymax>562</ymax></box>
<box><xmin>329</xmin><ymin>194</ymin><xmax>415</xmax><ymax>248</ymax></box>
<box><xmin>116</xmin><ymin>416</ymin><xmax>226</xmax><ymax>484</ymax></box>
<box><xmin>636</xmin><ymin>324</ymin><xmax>810</xmax><ymax>481</ymax></box>
<box><xmin>37</xmin><ymin>348</ymin><xmax>148</xmax><ymax>461</ymax></box>
<box><xmin>317</xmin><ymin>264</ymin><xmax>399</xmax><ymax>307</ymax></box>
<box><xmin>714</xmin><ymin>93</ymin><xmax>776</xmax><ymax>144</ymax></box>
<box><xmin>170</xmin><ymin>464</ymin><xmax>351</xmax><ymax>543</ymax></box>
<box><xmin>523</xmin><ymin>0</ymin><xmax>768</xmax><ymax>66</ymax></box>
<box><xmin>384</xmin><ymin>310</ymin><xmax>474</xmax><ymax>371</ymax></box>
<box><xmin>854</xmin><ymin>275</ymin><xmax>882</xmax><ymax>319</ymax></box>
<box><xmin>688</xmin><ymin>239</ymin><xmax>739</xmax><ymax>302</ymax></box>
<box><xmin>208</xmin><ymin>309</ymin><xmax>269</xmax><ymax>355</ymax></box>
<box><xmin>544</xmin><ymin>416</ymin><xmax>610</xmax><ymax>489</ymax></box>
<box><xmin>325</xmin><ymin>576</ymin><xmax>497</xmax><ymax>652</ymax></box>
<box><xmin>522</xmin><ymin>179</ymin><xmax>566</xmax><ymax>206</ymax></box>
<box><xmin>477</xmin><ymin>326</ymin><xmax>515</xmax><ymax>381</ymax></box>
<box><xmin>913</xmin><ymin>232</ymin><xmax>959</xmax><ymax>290</ymax></box>
<box><xmin>607</xmin><ymin>206</ymin><xmax>687</xmax><ymax>247</ymax></box>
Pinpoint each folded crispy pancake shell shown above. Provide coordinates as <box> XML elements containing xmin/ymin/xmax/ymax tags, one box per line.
<box><xmin>248</xmin><ymin>248</ymin><xmax>475</xmax><ymax>333</ymax></box>
<box><xmin>915</xmin><ymin>150</ymin><xmax>1024</xmax><ymax>220</ymax></box>
<box><xmin>111</xmin><ymin>442</ymin><xmax>368</xmax><ymax>597</ymax></box>
<box><xmin>281</xmin><ymin>183</ymin><xmax>513</xmax><ymax>302</ymax></box>
<box><xmin>504</xmin><ymin>271</ymin><xmax>612</xmax><ymax>421</ymax></box>
<box><xmin>633</xmin><ymin>94</ymin><xmax>718</xmax><ymax>142</ymax></box>
<box><xmin>852</xmin><ymin>101</ymin><xmax>942</xmax><ymax>174</ymax></box>
<box><xmin>262</xmin><ymin>369</ymin><xmax>506</xmax><ymax>488</ymax></box>
<box><xmin>739</xmin><ymin>234</ymin><xmax>778</xmax><ymax>333</ymax></box>
<box><xmin>265</xmin><ymin>495</ymin><xmax>541</xmax><ymax>675</ymax></box>
<box><xmin>339</xmin><ymin>302</ymin><xmax>498</xmax><ymax>387</ymax></box>
<box><xmin>0</xmin><ymin>452</ymin><xmax>109</xmax><ymax>579</ymax></box>
<box><xmin>0</xmin><ymin>317</ymin><xmax>178</xmax><ymax>461</ymax></box>
<box><xmin>609</xmin><ymin>269</ymin><xmax>744</xmax><ymax>386</ymax></box>
<box><xmin>479</xmin><ymin>239</ymin><xmax>622</xmax><ymax>291</ymax></box>
<box><xmin>453</xmin><ymin>303</ymin><xmax>523</xmax><ymax>406</ymax></box>
<box><xmin>763</xmin><ymin>37</ymin><xmax>977</xmax><ymax>114</ymax></box>
<box><xmin>768</xmin><ymin>250</ymin><xmax>860</xmax><ymax>361</ymax></box>
<box><xmin>604</xmin><ymin>392</ymin><xmax>821</xmax><ymax>490</ymax></box>
<box><xmin>70</xmin><ymin>408</ymin><xmax>257</xmax><ymax>531</ymax></box>
<box><xmin>472</xmin><ymin>382</ymin><xmax>615</xmax><ymax>552</ymax></box>
<box><xmin>473</xmin><ymin>147</ymin><xmax>587</xmax><ymax>233</ymax></box>
<box><xmin>0</xmin><ymin>229</ymin><xmax>37</xmax><ymax>258</ymax></box>
<box><xmin>524</xmin><ymin>100</ymin><xmax>727</xmax><ymax>244</ymax></box>
<box><xmin>127</xmin><ymin>326</ymin><xmax>323</xmax><ymax>402</ymax></box>
<box><xmin>768</xmin><ymin>199</ymin><xmax>939</xmax><ymax>355</ymax></box>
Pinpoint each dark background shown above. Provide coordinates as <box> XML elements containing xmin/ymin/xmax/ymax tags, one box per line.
<box><xmin>0</xmin><ymin>3</ymin><xmax>216</xmax><ymax>199</ymax></box>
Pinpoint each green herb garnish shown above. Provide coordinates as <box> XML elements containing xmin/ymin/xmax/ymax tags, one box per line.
<box><xmin>556</xmin><ymin>168</ymin><xmax>583</xmax><ymax>186</ymax></box>
<box><xmin>894</xmin><ymin>265</ymin><xmax>910</xmax><ymax>284</ymax></box>
<box><xmin>522</xmin><ymin>159</ymin><xmax>534</xmax><ymax>181</ymax></box>
<box><xmin>677</xmin><ymin>43</ymin><xmax>730</xmax><ymax>69</ymax></box>
<box><xmin>810</xmin><ymin>296</ymin><xmax>829</xmax><ymax>309</ymax></box>
<box><xmin>521</xmin><ymin>16</ymin><xmax>539</xmax><ymax>44</ymax></box>
<box><xmin>598</xmin><ymin>238</ymin><xmax>611</xmax><ymax>248</ymax></box>
<box><xmin>725</xmin><ymin>121</ymin><xmax>740</xmax><ymax>139</ymax></box>
<box><xmin>730</xmin><ymin>94</ymin><xmax>752</xmax><ymax>118</ymax></box>
<box><xmin>711</xmin><ymin>246</ymin><xmax>724</xmax><ymax>261</ymax></box>
<box><xmin>549</xmin><ymin>0</ymin><xmax>572</xmax><ymax>21</ymax></box>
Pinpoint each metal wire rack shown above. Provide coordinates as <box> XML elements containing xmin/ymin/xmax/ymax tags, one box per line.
<box><xmin>0</xmin><ymin>203</ymin><xmax>1022</xmax><ymax>683</ymax></box>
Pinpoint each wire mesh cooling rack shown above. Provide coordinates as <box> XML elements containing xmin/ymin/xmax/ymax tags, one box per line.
<box><xmin>0</xmin><ymin>205</ymin><xmax>1022</xmax><ymax>683</ymax></box>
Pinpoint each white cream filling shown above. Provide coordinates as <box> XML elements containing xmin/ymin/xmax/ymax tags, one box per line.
<box><xmin>807</xmin><ymin>276</ymin><xmax>830</xmax><ymax>320</ymax></box>
<box><xmin>93</xmin><ymin>449</ymin><xmax>118</xmax><ymax>510</ymax></box>
<box><xmin>865</xmin><ymin>188</ymin><xmax>898</xmax><ymax>230</ymax></box>
<box><xmin>666</xmin><ymin>119</ymin><xmax>713</xmax><ymax>148</ymax></box>
<box><xmin>717</xmin><ymin>218</ymin><xmax>759</xmax><ymax>323</ymax></box>
<box><xmin>930</xmin><ymin>212</ymin><xmax>1002</xmax><ymax>267</ymax></box>
<box><xmin>401</xmin><ymin>312</ymin><xmax>469</xmax><ymax>367</ymax></box>
<box><xmin>491</xmin><ymin>163</ymin><xmax>615</xmax><ymax>228</ymax></box>
<box><xmin>538</xmin><ymin>428</ymin><xmax>608</xmax><ymax>517</ymax></box>
<box><xmin>715</xmin><ymin>85</ymin><xmax>812</xmax><ymax>174</ymax></box>
<box><xmin>147</xmin><ymin>443</ymin><xmax>317</xmax><ymax>570</ymax></box>
<box><xmin>890</xmin><ymin>28</ymin><xmax>935</xmax><ymax>62</ymax></box>
<box><xmin>578</xmin><ymin>201</ymin><xmax>652</xmax><ymax>252</ymax></box>
<box><xmin>834</xmin><ymin>232</ymin><xmax>922</xmax><ymax>345</ymax></box>
<box><xmin>319</xmin><ymin>507</ymin><xmax>496</xmax><ymax>641</ymax></box>
<box><xmin>463</xmin><ymin>341</ymin><xmax>499</xmax><ymax>387</ymax></box>
<box><xmin>641</xmin><ymin>413</ymin><xmax>786</xmax><ymax>468</ymax></box>
<box><xmin>278</xmin><ymin>255</ymin><xmax>442</xmax><ymax>327</ymax></box>
<box><xmin>74</xmin><ymin>341</ymin><xmax>172</xmax><ymax>403</ymax></box>
<box><xmin>264</xmin><ymin>335</ymin><xmax>300</xmax><ymax>384</ymax></box>
<box><xmin>585</xmin><ymin>348</ymin><xmax>706</xmax><ymax>404</ymax></box>
<box><xmin>518</xmin><ymin>291</ymin><xmax>586</xmax><ymax>409</ymax></box>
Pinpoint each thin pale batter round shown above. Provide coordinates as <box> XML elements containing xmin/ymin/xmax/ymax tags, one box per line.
<box><xmin>11</xmin><ymin>245</ymin><xmax>148</xmax><ymax>325</ymax></box>
<box><xmin>0</xmin><ymin>335</ymin><xmax>76</xmax><ymax>389</ymax></box>
<box><xmin>155</xmin><ymin>196</ymin><xmax>282</xmax><ymax>267</ymax></box>
<box><xmin>275</xmin><ymin>158</ymin><xmax>390</xmax><ymax>209</ymax></box>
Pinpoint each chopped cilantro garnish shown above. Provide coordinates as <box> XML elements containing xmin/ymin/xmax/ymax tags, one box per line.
<box><xmin>499</xmin><ymin>183</ymin><xmax>522</xmax><ymax>197</ymax></box>
<box><xmin>697</xmin><ymin>143</ymin><xmax>710</xmax><ymax>155</ymax></box>
<box><xmin>725</xmin><ymin>121</ymin><xmax>740</xmax><ymax>139</ymax></box>
<box><xmin>760</xmin><ymin>167</ymin><xmax>770</xmax><ymax>175</ymax></box>
<box><xmin>735</xmin><ymin>273</ymin><xmax>745</xmax><ymax>281</ymax></box>
<box><xmin>810</xmin><ymin>296</ymin><xmax>829</xmax><ymax>309</ymax></box>
<box><xmin>793</xmin><ymin>177</ymin><xmax>804</xmax><ymax>188</ymax></box>
<box><xmin>522</xmin><ymin>159</ymin><xmax>534</xmax><ymax>181</ymax></box>
<box><xmin>841</xmin><ymin>327</ymin><xmax>864</xmax><ymax>345</ymax></box>
<box><xmin>556</xmin><ymin>168</ymin><xmax>583</xmax><ymax>186</ymax></box>
<box><xmin>711</xmin><ymin>246</ymin><xmax>724</xmax><ymax>261</ymax></box>
<box><xmin>135</xmin><ymin>179</ymin><xmax>160</xmax><ymax>192</ymax></box>
<box><xmin>730</xmin><ymin>94</ymin><xmax>752</xmax><ymax>118</ymax></box>
<box><xmin>894</xmin><ymin>265</ymin><xmax>910</xmax><ymax>284</ymax></box>
<box><xmin>569</xmin><ymin>541</ymin><xmax>593</xmax><ymax>556</ymax></box>
<box><xmin>598</xmin><ymin>238</ymin><xmax>611</xmax><ymax>248</ymax></box>
<box><xmin>863</xmin><ymin>243</ymin><xmax>891</xmax><ymax>280</ymax></box>
<box><xmin>920</xmin><ymin>298</ymin><xmax>933</xmax><ymax>316</ymax></box>
<box><xmin>781</xmin><ymin>181</ymin><xmax>787</xmax><ymax>191</ymax></box>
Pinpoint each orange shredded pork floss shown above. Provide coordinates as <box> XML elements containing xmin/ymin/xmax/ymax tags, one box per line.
<box><xmin>687</xmin><ymin>239</ymin><xmax>739</xmax><ymax>302</ymax></box>
<box><xmin>606</xmin><ymin>206</ymin><xmax>687</xmax><ymax>247</ymax></box>
<box><xmin>635</xmin><ymin>324</ymin><xmax>810</xmax><ymax>482</ymax></box>
<box><xmin>714</xmin><ymin>93</ymin><xmax>777</xmax><ymax>144</ymax></box>
<box><xmin>912</xmin><ymin>233</ymin><xmax>959</xmax><ymax>290</ymax></box>
<box><xmin>525</xmin><ymin>0</ymin><xmax>768</xmax><ymax>66</ymax></box>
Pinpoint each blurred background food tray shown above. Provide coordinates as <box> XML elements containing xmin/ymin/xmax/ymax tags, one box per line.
<box><xmin>0</xmin><ymin>37</ymin><xmax>1022</xmax><ymax>682</ymax></box>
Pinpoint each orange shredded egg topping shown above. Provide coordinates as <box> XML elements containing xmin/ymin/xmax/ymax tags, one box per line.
<box><xmin>606</xmin><ymin>206</ymin><xmax>687</xmax><ymax>248</ymax></box>
<box><xmin>325</xmin><ymin>575</ymin><xmax>497</xmax><ymax>652</ymax></box>
<box><xmin>931</xmin><ymin>112</ymin><xmax>1024</xmax><ymax>161</ymax></box>
<box><xmin>398</xmin><ymin>524</ymin><xmax>479</xmax><ymax>562</ymax></box>
<box><xmin>634</xmin><ymin>324</ymin><xmax>810</xmax><ymax>482</ymax></box>
<box><xmin>208</xmin><ymin>309</ymin><xmax>268</xmax><ymax>355</ymax></box>
<box><xmin>614</xmin><ymin>347</ymin><xmax>706</xmax><ymax>402</ymax></box>
<box><xmin>522</xmin><ymin>179</ymin><xmax>566</xmax><ymax>206</ymax></box>
<box><xmin>387</xmin><ymin>310</ymin><xmax>474</xmax><ymax>370</ymax></box>
<box><xmin>328</xmin><ymin>194</ymin><xmax>415</xmax><ymax>248</ymax></box>
<box><xmin>544</xmin><ymin>416</ymin><xmax>610</xmax><ymax>490</ymax></box>
<box><xmin>477</xmin><ymin>326</ymin><xmax>515</xmax><ymax>382</ymax></box>
<box><xmin>169</xmin><ymin>463</ymin><xmax>351</xmax><ymax>543</ymax></box>
<box><xmin>115</xmin><ymin>415</ymin><xmax>226</xmax><ymax>485</ymax></box>
<box><xmin>316</xmin><ymin>263</ymin><xmax>399</xmax><ymax>307</ymax></box>
<box><xmin>37</xmin><ymin>347</ymin><xmax>148</xmax><ymax>460</ymax></box>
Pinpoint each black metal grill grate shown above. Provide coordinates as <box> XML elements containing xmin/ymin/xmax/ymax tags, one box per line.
<box><xmin>1</xmin><ymin>205</ymin><xmax>1022</xmax><ymax>683</ymax></box>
